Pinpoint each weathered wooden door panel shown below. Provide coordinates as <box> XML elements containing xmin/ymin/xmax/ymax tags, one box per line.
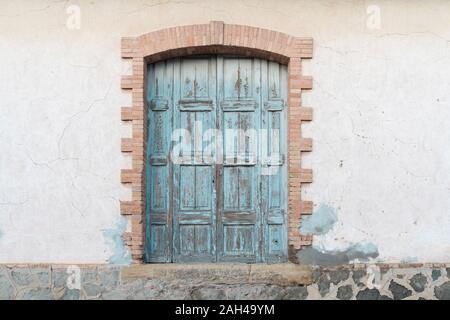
<box><xmin>145</xmin><ymin>61</ymin><xmax>174</xmax><ymax>263</ymax></box>
<box><xmin>261</xmin><ymin>61</ymin><xmax>288</xmax><ymax>262</ymax></box>
<box><xmin>146</xmin><ymin>56</ymin><xmax>288</xmax><ymax>263</ymax></box>
<box><xmin>217</xmin><ymin>57</ymin><xmax>262</xmax><ymax>263</ymax></box>
<box><xmin>173</xmin><ymin>57</ymin><xmax>217</xmax><ymax>263</ymax></box>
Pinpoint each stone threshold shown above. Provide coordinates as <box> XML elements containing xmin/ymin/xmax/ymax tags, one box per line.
<box><xmin>121</xmin><ymin>263</ymin><xmax>313</xmax><ymax>286</ymax></box>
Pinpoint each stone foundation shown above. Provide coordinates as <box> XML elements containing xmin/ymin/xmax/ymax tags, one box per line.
<box><xmin>0</xmin><ymin>264</ymin><xmax>449</xmax><ymax>300</ymax></box>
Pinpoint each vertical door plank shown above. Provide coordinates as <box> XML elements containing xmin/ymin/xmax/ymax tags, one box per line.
<box><xmin>173</xmin><ymin>57</ymin><xmax>217</xmax><ymax>263</ymax></box>
<box><xmin>261</xmin><ymin>61</ymin><xmax>288</xmax><ymax>263</ymax></box>
<box><xmin>145</xmin><ymin>60</ymin><xmax>174</xmax><ymax>263</ymax></box>
<box><xmin>217</xmin><ymin>57</ymin><xmax>262</xmax><ymax>263</ymax></box>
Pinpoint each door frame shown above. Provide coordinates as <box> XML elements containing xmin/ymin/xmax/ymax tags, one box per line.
<box><xmin>120</xmin><ymin>21</ymin><xmax>314</xmax><ymax>264</ymax></box>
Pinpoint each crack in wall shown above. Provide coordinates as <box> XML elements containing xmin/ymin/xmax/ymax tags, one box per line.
<box><xmin>57</xmin><ymin>82</ymin><xmax>112</xmax><ymax>161</ymax></box>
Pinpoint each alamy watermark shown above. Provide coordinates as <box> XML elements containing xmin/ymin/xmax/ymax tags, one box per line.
<box><xmin>366</xmin><ymin>4</ymin><xmax>381</xmax><ymax>30</ymax></box>
<box><xmin>170</xmin><ymin>121</ymin><xmax>283</xmax><ymax>176</ymax></box>
<box><xmin>366</xmin><ymin>264</ymin><xmax>382</xmax><ymax>289</ymax></box>
<box><xmin>66</xmin><ymin>265</ymin><xmax>81</xmax><ymax>290</ymax></box>
<box><xmin>66</xmin><ymin>5</ymin><xmax>81</xmax><ymax>30</ymax></box>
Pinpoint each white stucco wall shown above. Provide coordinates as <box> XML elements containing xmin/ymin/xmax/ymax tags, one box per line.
<box><xmin>0</xmin><ymin>0</ymin><xmax>449</xmax><ymax>264</ymax></box>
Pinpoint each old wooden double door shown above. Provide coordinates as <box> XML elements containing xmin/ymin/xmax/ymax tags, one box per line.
<box><xmin>146</xmin><ymin>55</ymin><xmax>288</xmax><ymax>263</ymax></box>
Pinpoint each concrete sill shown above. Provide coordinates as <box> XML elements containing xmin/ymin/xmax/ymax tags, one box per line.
<box><xmin>122</xmin><ymin>263</ymin><xmax>313</xmax><ymax>286</ymax></box>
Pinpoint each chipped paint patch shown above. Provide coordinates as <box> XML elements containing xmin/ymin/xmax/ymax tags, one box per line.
<box><xmin>298</xmin><ymin>204</ymin><xmax>379</xmax><ymax>266</ymax></box>
<box><xmin>103</xmin><ymin>217</ymin><xmax>131</xmax><ymax>265</ymax></box>
<box><xmin>298</xmin><ymin>243</ymin><xmax>379</xmax><ymax>267</ymax></box>
<box><xmin>300</xmin><ymin>204</ymin><xmax>338</xmax><ymax>235</ymax></box>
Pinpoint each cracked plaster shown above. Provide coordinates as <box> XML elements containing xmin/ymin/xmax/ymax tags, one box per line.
<box><xmin>1</xmin><ymin>0</ymin><xmax>450</xmax><ymax>263</ymax></box>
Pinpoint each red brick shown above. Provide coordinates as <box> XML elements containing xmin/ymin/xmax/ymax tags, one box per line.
<box><xmin>121</xmin><ymin>22</ymin><xmax>314</xmax><ymax>262</ymax></box>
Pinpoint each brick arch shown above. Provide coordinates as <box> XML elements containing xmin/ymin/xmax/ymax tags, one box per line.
<box><xmin>120</xmin><ymin>21</ymin><xmax>314</xmax><ymax>264</ymax></box>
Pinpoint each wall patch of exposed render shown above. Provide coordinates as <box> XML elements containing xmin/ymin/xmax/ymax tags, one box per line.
<box><xmin>300</xmin><ymin>204</ymin><xmax>338</xmax><ymax>236</ymax></box>
<box><xmin>103</xmin><ymin>217</ymin><xmax>132</xmax><ymax>265</ymax></box>
<box><xmin>297</xmin><ymin>243</ymin><xmax>379</xmax><ymax>267</ymax></box>
<box><xmin>298</xmin><ymin>204</ymin><xmax>379</xmax><ymax>266</ymax></box>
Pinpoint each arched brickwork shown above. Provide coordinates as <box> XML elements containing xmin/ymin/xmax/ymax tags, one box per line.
<box><xmin>120</xmin><ymin>21</ymin><xmax>313</xmax><ymax>263</ymax></box>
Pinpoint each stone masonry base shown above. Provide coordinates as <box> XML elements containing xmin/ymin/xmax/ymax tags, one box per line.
<box><xmin>0</xmin><ymin>264</ymin><xmax>449</xmax><ymax>300</ymax></box>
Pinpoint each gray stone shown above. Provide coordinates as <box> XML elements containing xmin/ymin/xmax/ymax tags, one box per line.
<box><xmin>283</xmin><ymin>286</ymin><xmax>308</xmax><ymax>300</ymax></box>
<box><xmin>312</xmin><ymin>268</ymin><xmax>322</xmax><ymax>282</ymax></box>
<box><xmin>356</xmin><ymin>288</ymin><xmax>391</xmax><ymax>300</ymax></box>
<box><xmin>159</xmin><ymin>288</ymin><xmax>192</xmax><ymax>300</ymax></box>
<box><xmin>123</xmin><ymin>264</ymin><xmax>247</xmax><ymax>285</ymax></box>
<box><xmin>355</xmin><ymin>288</ymin><xmax>391</xmax><ymax>300</ymax></box>
<box><xmin>191</xmin><ymin>287</ymin><xmax>226</xmax><ymax>300</ymax></box>
<box><xmin>134</xmin><ymin>285</ymin><xmax>164</xmax><ymax>299</ymax></box>
<box><xmin>435</xmin><ymin>281</ymin><xmax>450</xmax><ymax>300</ymax></box>
<box><xmin>317</xmin><ymin>274</ymin><xmax>331</xmax><ymax>297</ymax></box>
<box><xmin>81</xmin><ymin>269</ymin><xmax>98</xmax><ymax>283</ymax></box>
<box><xmin>446</xmin><ymin>268</ymin><xmax>450</xmax><ymax>278</ymax></box>
<box><xmin>11</xmin><ymin>269</ymin><xmax>33</xmax><ymax>286</ymax></box>
<box><xmin>21</xmin><ymin>288</ymin><xmax>53</xmax><ymax>300</ymax></box>
<box><xmin>62</xmin><ymin>289</ymin><xmax>80</xmax><ymax>300</ymax></box>
<box><xmin>34</xmin><ymin>269</ymin><xmax>51</xmax><ymax>287</ymax></box>
<box><xmin>6</xmin><ymin>264</ymin><xmax>450</xmax><ymax>300</ymax></box>
<box><xmin>329</xmin><ymin>269</ymin><xmax>350</xmax><ymax>285</ymax></box>
<box><xmin>83</xmin><ymin>283</ymin><xmax>103</xmax><ymax>297</ymax></box>
<box><xmin>102</xmin><ymin>289</ymin><xmax>129</xmax><ymax>300</ymax></box>
<box><xmin>119</xmin><ymin>281</ymin><xmax>151</xmax><ymax>299</ymax></box>
<box><xmin>337</xmin><ymin>285</ymin><xmax>353</xmax><ymax>300</ymax></box>
<box><xmin>356</xmin><ymin>288</ymin><xmax>380</xmax><ymax>300</ymax></box>
<box><xmin>352</xmin><ymin>269</ymin><xmax>367</xmax><ymax>286</ymax></box>
<box><xmin>123</xmin><ymin>264</ymin><xmax>312</xmax><ymax>286</ymax></box>
<box><xmin>389</xmin><ymin>280</ymin><xmax>412</xmax><ymax>300</ymax></box>
<box><xmin>409</xmin><ymin>273</ymin><xmax>427</xmax><ymax>293</ymax></box>
<box><xmin>98</xmin><ymin>268</ymin><xmax>120</xmax><ymax>289</ymax></box>
<box><xmin>431</xmin><ymin>269</ymin><xmax>441</xmax><ymax>281</ymax></box>
<box><xmin>0</xmin><ymin>275</ymin><xmax>15</xmax><ymax>300</ymax></box>
<box><xmin>147</xmin><ymin>283</ymin><xmax>192</xmax><ymax>300</ymax></box>
<box><xmin>52</xmin><ymin>269</ymin><xmax>68</xmax><ymax>288</ymax></box>
<box><xmin>120</xmin><ymin>278</ymin><xmax>146</xmax><ymax>292</ymax></box>
<box><xmin>226</xmin><ymin>285</ymin><xmax>284</xmax><ymax>300</ymax></box>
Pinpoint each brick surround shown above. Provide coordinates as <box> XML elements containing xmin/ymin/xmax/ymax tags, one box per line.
<box><xmin>121</xmin><ymin>21</ymin><xmax>313</xmax><ymax>263</ymax></box>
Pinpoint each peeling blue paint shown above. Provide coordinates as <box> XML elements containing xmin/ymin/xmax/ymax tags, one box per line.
<box><xmin>297</xmin><ymin>203</ymin><xmax>380</xmax><ymax>266</ymax></box>
<box><xmin>300</xmin><ymin>204</ymin><xmax>338</xmax><ymax>235</ymax></box>
<box><xmin>298</xmin><ymin>242</ymin><xmax>380</xmax><ymax>266</ymax></box>
<box><xmin>103</xmin><ymin>217</ymin><xmax>132</xmax><ymax>265</ymax></box>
